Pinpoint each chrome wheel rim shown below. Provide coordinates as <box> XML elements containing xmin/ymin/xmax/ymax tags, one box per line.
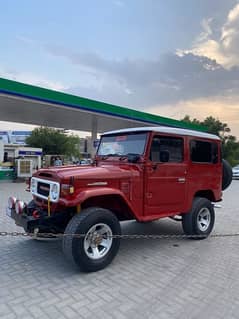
<box><xmin>83</xmin><ymin>223</ymin><xmax>113</xmax><ymax>260</ymax></box>
<box><xmin>197</xmin><ymin>208</ymin><xmax>211</xmax><ymax>232</ymax></box>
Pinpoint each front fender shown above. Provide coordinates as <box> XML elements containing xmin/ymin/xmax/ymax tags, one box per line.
<box><xmin>58</xmin><ymin>187</ymin><xmax>134</xmax><ymax>210</ymax></box>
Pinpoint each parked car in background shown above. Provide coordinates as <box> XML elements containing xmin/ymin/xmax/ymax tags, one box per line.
<box><xmin>79</xmin><ymin>159</ymin><xmax>92</xmax><ymax>165</ymax></box>
<box><xmin>232</xmin><ymin>165</ymin><xmax>239</xmax><ymax>179</ymax></box>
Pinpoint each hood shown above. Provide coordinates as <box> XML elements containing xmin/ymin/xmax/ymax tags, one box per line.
<box><xmin>35</xmin><ymin>164</ymin><xmax>133</xmax><ymax>181</ymax></box>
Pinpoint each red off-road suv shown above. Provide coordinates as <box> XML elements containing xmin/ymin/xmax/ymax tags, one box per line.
<box><xmin>7</xmin><ymin>126</ymin><xmax>232</xmax><ymax>272</ymax></box>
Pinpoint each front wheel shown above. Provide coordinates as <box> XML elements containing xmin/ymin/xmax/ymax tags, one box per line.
<box><xmin>182</xmin><ymin>197</ymin><xmax>215</xmax><ymax>239</ymax></box>
<box><xmin>62</xmin><ymin>207</ymin><xmax>121</xmax><ymax>272</ymax></box>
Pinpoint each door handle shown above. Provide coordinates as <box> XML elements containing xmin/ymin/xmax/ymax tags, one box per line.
<box><xmin>177</xmin><ymin>177</ymin><xmax>186</xmax><ymax>183</ymax></box>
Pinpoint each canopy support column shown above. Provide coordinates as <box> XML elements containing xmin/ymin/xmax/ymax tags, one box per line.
<box><xmin>90</xmin><ymin>115</ymin><xmax>98</xmax><ymax>158</ymax></box>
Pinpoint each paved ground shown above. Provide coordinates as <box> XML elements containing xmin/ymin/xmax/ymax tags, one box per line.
<box><xmin>0</xmin><ymin>181</ymin><xmax>239</xmax><ymax>319</ymax></box>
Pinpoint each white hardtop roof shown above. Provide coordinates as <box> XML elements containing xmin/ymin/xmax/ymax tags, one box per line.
<box><xmin>103</xmin><ymin>126</ymin><xmax>220</xmax><ymax>140</ymax></box>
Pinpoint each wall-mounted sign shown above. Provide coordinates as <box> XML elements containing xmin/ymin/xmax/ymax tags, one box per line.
<box><xmin>18</xmin><ymin>150</ymin><xmax>42</xmax><ymax>156</ymax></box>
<box><xmin>11</xmin><ymin>131</ymin><xmax>32</xmax><ymax>144</ymax></box>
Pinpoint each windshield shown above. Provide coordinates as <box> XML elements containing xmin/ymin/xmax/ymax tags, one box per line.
<box><xmin>97</xmin><ymin>132</ymin><xmax>148</xmax><ymax>156</ymax></box>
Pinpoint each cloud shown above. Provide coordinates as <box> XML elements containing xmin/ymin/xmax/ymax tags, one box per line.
<box><xmin>181</xmin><ymin>3</ymin><xmax>239</xmax><ymax>68</ymax></box>
<box><xmin>53</xmin><ymin>48</ymin><xmax>239</xmax><ymax>107</ymax></box>
<box><xmin>148</xmin><ymin>96</ymin><xmax>239</xmax><ymax>138</ymax></box>
<box><xmin>221</xmin><ymin>4</ymin><xmax>239</xmax><ymax>55</ymax></box>
<box><xmin>4</xmin><ymin>38</ymin><xmax>239</xmax><ymax>117</ymax></box>
<box><xmin>113</xmin><ymin>0</ymin><xmax>125</xmax><ymax>7</ymax></box>
<box><xmin>48</xmin><ymin>45</ymin><xmax>239</xmax><ymax>137</ymax></box>
<box><xmin>16</xmin><ymin>35</ymin><xmax>37</xmax><ymax>46</ymax></box>
<box><xmin>0</xmin><ymin>67</ymin><xmax>68</xmax><ymax>91</ymax></box>
<box><xmin>197</xmin><ymin>18</ymin><xmax>213</xmax><ymax>42</ymax></box>
<box><xmin>3</xmin><ymin>9</ymin><xmax>239</xmax><ymax>139</ymax></box>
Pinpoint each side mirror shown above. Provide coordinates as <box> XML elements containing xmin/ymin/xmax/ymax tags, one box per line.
<box><xmin>160</xmin><ymin>150</ymin><xmax>169</xmax><ymax>163</ymax></box>
<box><xmin>127</xmin><ymin>153</ymin><xmax>140</xmax><ymax>163</ymax></box>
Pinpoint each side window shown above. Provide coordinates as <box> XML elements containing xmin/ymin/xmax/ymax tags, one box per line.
<box><xmin>212</xmin><ymin>143</ymin><xmax>219</xmax><ymax>163</ymax></box>
<box><xmin>190</xmin><ymin>140</ymin><xmax>218</xmax><ymax>163</ymax></box>
<box><xmin>150</xmin><ymin>136</ymin><xmax>183</xmax><ymax>163</ymax></box>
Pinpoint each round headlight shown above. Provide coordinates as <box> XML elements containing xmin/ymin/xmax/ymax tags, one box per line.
<box><xmin>8</xmin><ymin>197</ymin><xmax>17</xmax><ymax>209</ymax></box>
<box><xmin>51</xmin><ymin>183</ymin><xmax>59</xmax><ymax>200</ymax></box>
<box><xmin>31</xmin><ymin>178</ymin><xmax>37</xmax><ymax>193</ymax></box>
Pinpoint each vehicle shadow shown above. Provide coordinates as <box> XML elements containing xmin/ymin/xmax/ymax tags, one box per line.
<box><xmin>119</xmin><ymin>218</ymin><xmax>186</xmax><ymax>253</ymax></box>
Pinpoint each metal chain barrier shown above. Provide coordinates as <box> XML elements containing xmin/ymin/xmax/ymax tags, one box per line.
<box><xmin>1</xmin><ymin>231</ymin><xmax>239</xmax><ymax>239</ymax></box>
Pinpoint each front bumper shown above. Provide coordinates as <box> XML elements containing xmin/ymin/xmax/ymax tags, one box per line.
<box><xmin>7</xmin><ymin>207</ymin><xmax>68</xmax><ymax>233</ymax></box>
<box><xmin>7</xmin><ymin>207</ymin><xmax>40</xmax><ymax>232</ymax></box>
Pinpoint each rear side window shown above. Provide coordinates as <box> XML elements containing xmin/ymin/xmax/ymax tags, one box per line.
<box><xmin>150</xmin><ymin>136</ymin><xmax>183</xmax><ymax>162</ymax></box>
<box><xmin>190</xmin><ymin>140</ymin><xmax>218</xmax><ymax>163</ymax></box>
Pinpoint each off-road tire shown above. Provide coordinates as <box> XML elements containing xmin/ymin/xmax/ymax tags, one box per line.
<box><xmin>62</xmin><ymin>207</ymin><xmax>121</xmax><ymax>272</ymax></box>
<box><xmin>182</xmin><ymin>197</ymin><xmax>215</xmax><ymax>239</ymax></box>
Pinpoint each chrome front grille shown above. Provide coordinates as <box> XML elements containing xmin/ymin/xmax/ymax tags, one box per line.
<box><xmin>31</xmin><ymin>177</ymin><xmax>60</xmax><ymax>202</ymax></box>
<box><xmin>37</xmin><ymin>182</ymin><xmax>50</xmax><ymax>197</ymax></box>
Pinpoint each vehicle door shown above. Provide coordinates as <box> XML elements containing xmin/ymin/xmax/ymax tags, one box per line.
<box><xmin>144</xmin><ymin>135</ymin><xmax>188</xmax><ymax>216</ymax></box>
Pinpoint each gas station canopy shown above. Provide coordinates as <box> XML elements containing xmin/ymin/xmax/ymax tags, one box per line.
<box><xmin>0</xmin><ymin>77</ymin><xmax>205</xmax><ymax>135</ymax></box>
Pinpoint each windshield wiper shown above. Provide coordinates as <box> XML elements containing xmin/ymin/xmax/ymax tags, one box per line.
<box><xmin>99</xmin><ymin>153</ymin><xmax>122</xmax><ymax>160</ymax></box>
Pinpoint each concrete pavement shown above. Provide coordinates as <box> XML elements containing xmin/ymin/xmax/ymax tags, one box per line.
<box><xmin>0</xmin><ymin>181</ymin><xmax>239</xmax><ymax>319</ymax></box>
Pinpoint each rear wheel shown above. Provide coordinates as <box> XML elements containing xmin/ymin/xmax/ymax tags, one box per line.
<box><xmin>182</xmin><ymin>197</ymin><xmax>215</xmax><ymax>239</ymax></box>
<box><xmin>62</xmin><ymin>207</ymin><xmax>121</xmax><ymax>272</ymax></box>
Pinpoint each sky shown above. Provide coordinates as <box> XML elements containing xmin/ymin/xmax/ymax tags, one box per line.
<box><xmin>1</xmin><ymin>0</ymin><xmax>239</xmax><ymax>137</ymax></box>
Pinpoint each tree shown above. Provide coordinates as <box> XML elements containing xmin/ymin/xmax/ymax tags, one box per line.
<box><xmin>181</xmin><ymin>115</ymin><xmax>230</xmax><ymax>137</ymax></box>
<box><xmin>201</xmin><ymin>116</ymin><xmax>230</xmax><ymax>137</ymax></box>
<box><xmin>181</xmin><ymin>115</ymin><xmax>201</xmax><ymax>126</ymax></box>
<box><xmin>181</xmin><ymin>115</ymin><xmax>239</xmax><ymax>166</ymax></box>
<box><xmin>26</xmin><ymin>127</ymin><xmax>80</xmax><ymax>157</ymax></box>
<box><xmin>222</xmin><ymin>135</ymin><xmax>239</xmax><ymax>166</ymax></box>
